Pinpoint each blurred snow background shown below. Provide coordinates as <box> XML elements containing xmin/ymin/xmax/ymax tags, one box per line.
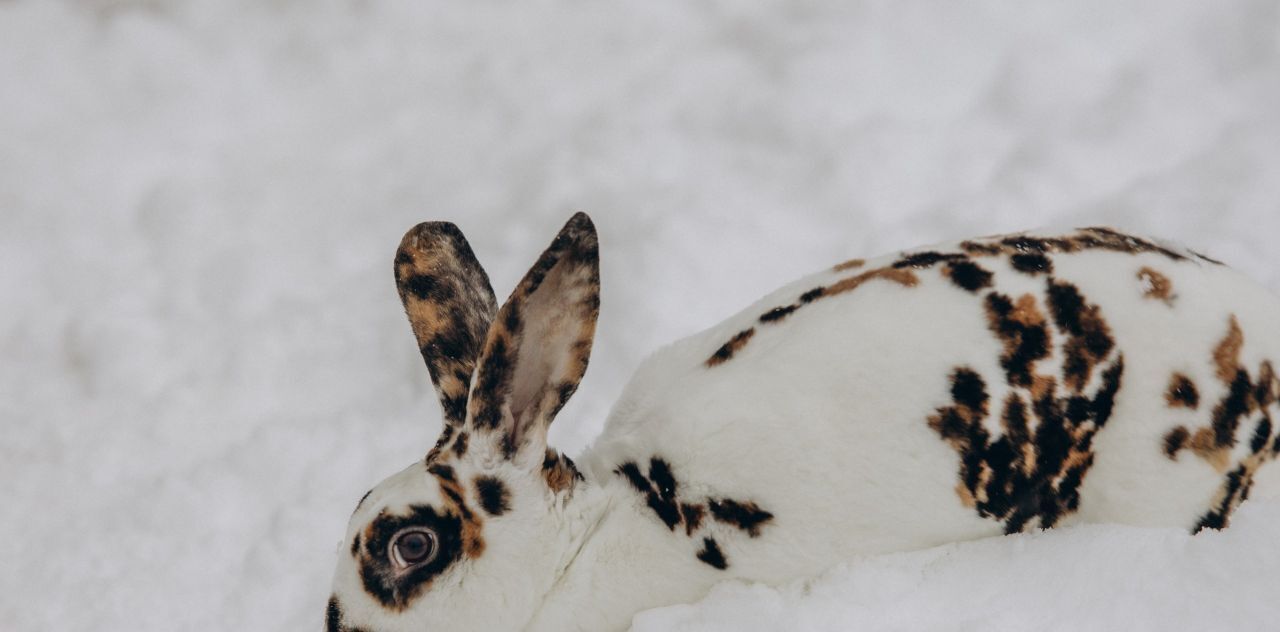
<box><xmin>1</xmin><ymin>0</ymin><xmax>1278</xmax><ymax>630</ymax></box>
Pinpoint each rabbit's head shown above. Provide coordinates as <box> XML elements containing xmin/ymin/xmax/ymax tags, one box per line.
<box><xmin>327</xmin><ymin>214</ymin><xmax>600</xmax><ymax>631</ymax></box>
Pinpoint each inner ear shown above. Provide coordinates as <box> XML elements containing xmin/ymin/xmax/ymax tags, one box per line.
<box><xmin>468</xmin><ymin>213</ymin><xmax>600</xmax><ymax>460</ymax></box>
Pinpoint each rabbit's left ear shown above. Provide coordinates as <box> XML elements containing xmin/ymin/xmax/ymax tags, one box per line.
<box><xmin>467</xmin><ymin>213</ymin><xmax>600</xmax><ymax>463</ymax></box>
<box><xmin>395</xmin><ymin>222</ymin><xmax>499</xmax><ymax>429</ymax></box>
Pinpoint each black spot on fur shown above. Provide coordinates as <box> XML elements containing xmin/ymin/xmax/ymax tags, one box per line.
<box><xmin>893</xmin><ymin>251</ymin><xmax>966</xmax><ymax>269</ymax></box>
<box><xmin>1078</xmin><ymin>227</ymin><xmax>1187</xmax><ymax>261</ymax></box>
<box><xmin>696</xmin><ymin>537</ymin><xmax>728</xmax><ymax>570</ymax></box>
<box><xmin>452</xmin><ymin>431</ymin><xmax>469</xmax><ymax>457</ymax></box>
<box><xmin>1251</xmin><ymin>417</ymin><xmax>1273</xmax><ymax>454</ymax></box>
<box><xmin>1010</xmin><ymin>253</ymin><xmax>1053</xmax><ymax>275</ymax></box>
<box><xmin>706</xmin><ymin>328</ymin><xmax>755</xmax><ymax>366</ymax></box>
<box><xmin>645</xmin><ymin>458</ymin><xmax>682</xmax><ymax>530</ymax></box>
<box><xmin>424</xmin><ymin>327</ymin><xmax>474</xmax><ymax>369</ymax></box>
<box><xmin>326</xmin><ymin>595</ymin><xmax>355</xmax><ymax>632</ymax></box>
<box><xmin>1163</xmin><ymin>427</ymin><xmax>1190</xmax><ymax>459</ymax></box>
<box><xmin>616</xmin><ymin>457</ymin><xmax>773</xmax><ymax>562</ymax></box>
<box><xmin>1190</xmin><ymin>249</ymin><xmax>1225</xmax><ymax>265</ymax></box>
<box><xmin>616</xmin><ymin>459</ymin><xmax>680</xmax><ymax>529</ymax></box>
<box><xmin>350</xmin><ymin>533</ymin><xmax>362</xmax><ymax>558</ymax></box>
<box><xmin>648</xmin><ymin>458</ymin><xmax>677</xmax><ymax>498</ymax></box>
<box><xmin>616</xmin><ymin>461</ymin><xmax>649</xmax><ymax>494</ymax></box>
<box><xmin>985</xmin><ymin>293</ymin><xmax>1050</xmax><ymax>387</ymax></box>
<box><xmin>427</xmin><ymin>464</ymin><xmax>455</xmax><ymax>483</ymax></box>
<box><xmin>1167</xmin><ymin>375</ymin><xmax>1200</xmax><ymax>409</ymax></box>
<box><xmin>355</xmin><ymin>489</ymin><xmax>373</xmax><ymax>512</ymax></box>
<box><xmin>680</xmin><ymin>503</ymin><xmax>705</xmax><ymax>535</ymax></box>
<box><xmin>1046</xmin><ymin>281</ymin><xmax>1085</xmax><ymax>337</ymax></box>
<box><xmin>1195</xmin><ymin>465</ymin><xmax>1250</xmax><ymax>532</ymax></box>
<box><xmin>799</xmin><ymin>287</ymin><xmax>825</xmax><ymax>303</ymax></box>
<box><xmin>439</xmin><ymin>394</ymin><xmax>468</xmax><ymax>429</ymax></box>
<box><xmin>760</xmin><ymin>305</ymin><xmax>799</xmax><ymax>323</ymax></box>
<box><xmin>944</xmin><ymin>260</ymin><xmax>994</xmax><ymax>292</ymax></box>
<box><xmin>404</xmin><ymin>274</ymin><xmax>441</xmax><ymax>300</ymax></box>
<box><xmin>475</xmin><ymin>476</ymin><xmax>510</xmax><ymax>516</ymax></box>
<box><xmin>951</xmin><ymin>369</ymin><xmax>989</xmax><ymax>413</ymax></box>
<box><xmin>471</xmin><ymin>336</ymin><xmax>512</xmax><ymax>430</ymax></box>
<box><xmin>440</xmin><ymin>486</ymin><xmax>473</xmax><ymax>521</ymax></box>
<box><xmin>1213</xmin><ymin>371</ymin><xmax>1253</xmax><ymax>448</ymax></box>
<box><xmin>708</xmin><ymin>499</ymin><xmax>774</xmax><ymax>537</ymax></box>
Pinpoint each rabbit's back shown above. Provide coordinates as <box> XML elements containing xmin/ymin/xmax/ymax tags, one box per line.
<box><xmin>583</xmin><ymin>228</ymin><xmax>1280</xmax><ymax>582</ymax></box>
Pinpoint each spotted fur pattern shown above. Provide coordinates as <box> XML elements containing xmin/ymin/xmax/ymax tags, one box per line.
<box><xmin>704</xmin><ymin>226</ymin><xmax>1214</xmax><ymax>367</ymax></box>
<box><xmin>1161</xmin><ymin>316</ymin><xmax>1280</xmax><ymax>531</ymax></box>
<box><xmin>902</xmin><ymin>246</ymin><xmax>1127</xmax><ymax>532</ymax></box>
<box><xmin>616</xmin><ymin>457</ymin><xmax>774</xmax><ymax>570</ymax></box>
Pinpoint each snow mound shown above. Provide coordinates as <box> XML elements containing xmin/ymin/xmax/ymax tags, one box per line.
<box><xmin>634</xmin><ymin>500</ymin><xmax>1280</xmax><ymax>632</ymax></box>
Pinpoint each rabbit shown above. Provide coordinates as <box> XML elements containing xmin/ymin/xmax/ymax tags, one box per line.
<box><xmin>326</xmin><ymin>213</ymin><xmax>1280</xmax><ymax>632</ymax></box>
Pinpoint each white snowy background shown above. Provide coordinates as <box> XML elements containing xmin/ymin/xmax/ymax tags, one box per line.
<box><xmin>3</xmin><ymin>1</ymin><xmax>1279</xmax><ymax>630</ymax></box>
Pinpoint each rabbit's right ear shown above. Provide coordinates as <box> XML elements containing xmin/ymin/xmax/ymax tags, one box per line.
<box><xmin>394</xmin><ymin>222</ymin><xmax>499</xmax><ymax>428</ymax></box>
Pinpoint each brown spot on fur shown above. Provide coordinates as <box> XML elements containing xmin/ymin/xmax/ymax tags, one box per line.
<box><xmin>1166</xmin><ymin>374</ymin><xmax>1200</xmax><ymax>409</ymax></box>
<box><xmin>1138</xmin><ymin>267</ymin><xmax>1175</xmax><ymax>305</ymax></box>
<box><xmin>832</xmin><ymin>257</ymin><xmax>865</xmax><ymax>272</ymax></box>
<box><xmin>542</xmin><ymin>448</ymin><xmax>584</xmax><ymax>495</ymax></box>
<box><xmin>1214</xmin><ymin>316</ymin><xmax>1245</xmax><ymax>385</ymax></box>
<box><xmin>960</xmin><ymin>240</ymin><xmax>1005</xmax><ymax>256</ymax></box>
<box><xmin>1188</xmin><ymin>427</ymin><xmax>1230</xmax><ymax>471</ymax></box>
<box><xmin>706</xmin><ymin>328</ymin><xmax>756</xmax><ymax>367</ymax></box>
<box><xmin>826</xmin><ymin>267</ymin><xmax>921</xmax><ymax>295</ymax></box>
<box><xmin>680</xmin><ymin>503</ymin><xmax>705</xmax><ymax>536</ymax></box>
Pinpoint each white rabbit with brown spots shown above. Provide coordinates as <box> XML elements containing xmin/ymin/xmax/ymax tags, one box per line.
<box><xmin>326</xmin><ymin>214</ymin><xmax>1280</xmax><ymax>631</ymax></box>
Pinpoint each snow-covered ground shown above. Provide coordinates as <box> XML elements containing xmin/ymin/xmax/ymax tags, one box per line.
<box><xmin>2</xmin><ymin>1</ymin><xmax>1278</xmax><ymax>630</ymax></box>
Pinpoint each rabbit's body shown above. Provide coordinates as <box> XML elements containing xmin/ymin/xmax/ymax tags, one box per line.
<box><xmin>327</xmin><ymin>219</ymin><xmax>1280</xmax><ymax>632</ymax></box>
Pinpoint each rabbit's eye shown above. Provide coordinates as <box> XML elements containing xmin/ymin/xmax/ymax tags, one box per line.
<box><xmin>389</xmin><ymin>528</ymin><xmax>437</xmax><ymax>568</ymax></box>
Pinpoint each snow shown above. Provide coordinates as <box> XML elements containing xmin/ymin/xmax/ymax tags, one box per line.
<box><xmin>1</xmin><ymin>1</ymin><xmax>1277</xmax><ymax>630</ymax></box>
<box><xmin>633</xmin><ymin>501</ymin><xmax>1280</xmax><ymax>632</ymax></box>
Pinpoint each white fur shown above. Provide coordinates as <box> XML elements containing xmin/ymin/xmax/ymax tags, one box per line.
<box><xmin>330</xmin><ymin>227</ymin><xmax>1280</xmax><ymax>632</ymax></box>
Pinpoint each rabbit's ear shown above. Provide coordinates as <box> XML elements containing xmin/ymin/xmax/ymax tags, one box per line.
<box><xmin>467</xmin><ymin>213</ymin><xmax>600</xmax><ymax>463</ymax></box>
<box><xmin>395</xmin><ymin>222</ymin><xmax>499</xmax><ymax>428</ymax></box>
